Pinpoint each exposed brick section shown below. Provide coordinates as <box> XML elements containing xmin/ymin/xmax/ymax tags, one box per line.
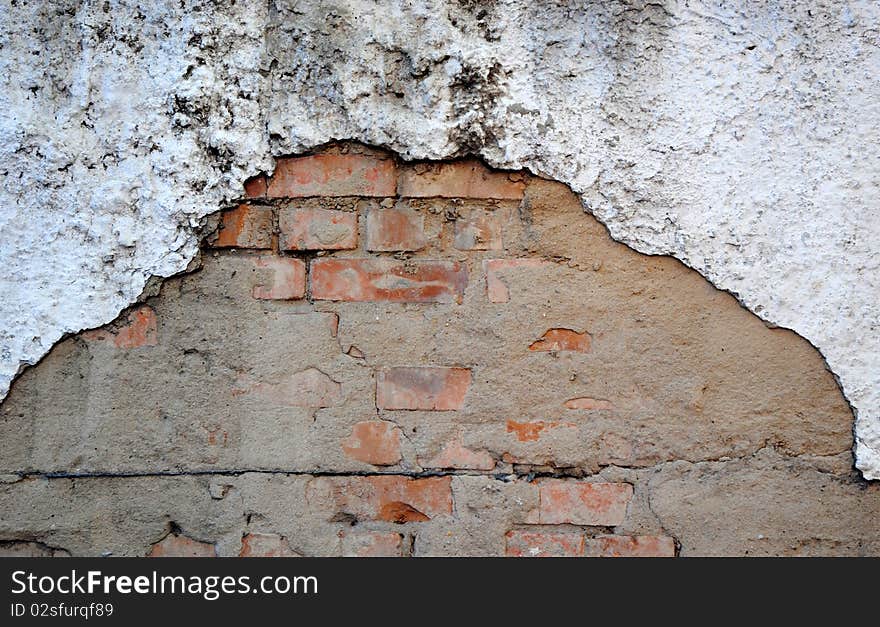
<box><xmin>454</xmin><ymin>211</ymin><xmax>503</xmax><ymax>250</ymax></box>
<box><xmin>311</xmin><ymin>259</ymin><xmax>467</xmax><ymax>303</ymax></box>
<box><xmin>148</xmin><ymin>534</ymin><xmax>216</xmax><ymax>557</ymax></box>
<box><xmin>423</xmin><ymin>438</ymin><xmax>495</xmax><ymax>470</ymax></box>
<box><xmin>506</xmin><ymin>419</ymin><xmax>576</xmax><ymax>442</ymax></box>
<box><xmin>564</xmin><ymin>397</ymin><xmax>614</xmax><ymax>410</ymax></box>
<box><xmin>505</xmin><ymin>530</ymin><xmax>585</xmax><ymax>557</ymax></box>
<box><xmin>531</xmin><ymin>480</ymin><xmax>633</xmax><ymax>526</ymax></box>
<box><xmin>341</xmin><ymin>531</ymin><xmax>405</xmax><ymax>557</ymax></box>
<box><xmin>268</xmin><ymin>154</ymin><xmax>396</xmax><ymax>198</ymax></box>
<box><xmin>251</xmin><ymin>257</ymin><xmax>306</xmax><ymax>300</ymax></box>
<box><xmin>308</xmin><ymin>475</ymin><xmax>452</xmax><ymax>523</ymax></box>
<box><xmin>485</xmin><ymin>259</ymin><xmax>549</xmax><ymax>303</ymax></box>
<box><xmin>366</xmin><ymin>207</ymin><xmax>426</xmax><ymax>251</ymax></box>
<box><xmin>529</xmin><ymin>328</ymin><xmax>591</xmax><ymax>353</ymax></box>
<box><xmin>83</xmin><ymin>305</ymin><xmax>158</xmax><ymax>349</ymax></box>
<box><xmin>399</xmin><ymin>160</ymin><xmax>525</xmax><ymax>199</ymax></box>
<box><xmin>239</xmin><ymin>533</ymin><xmax>300</xmax><ymax>557</ymax></box>
<box><xmin>584</xmin><ymin>535</ymin><xmax>676</xmax><ymax>558</ymax></box>
<box><xmin>279</xmin><ymin>207</ymin><xmax>357</xmax><ymax>251</ymax></box>
<box><xmin>342</xmin><ymin>421</ymin><xmax>401</xmax><ymax>466</ymax></box>
<box><xmin>214</xmin><ymin>205</ymin><xmax>274</xmax><ymax>249</ymax></box>
<box><xmin>243</xmin><ymin>175</ymin><xmax>267</xmax><ymax>198</ymax></box>
<box><xmin>377</xmin><ymin>367</ymin><xmax>472</xmax><ymax>411</ymax></box>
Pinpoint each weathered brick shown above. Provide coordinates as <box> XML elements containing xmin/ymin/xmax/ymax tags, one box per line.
<box><xmin>399</xmin><ymin>160</ymin><xmax>525</xmax><ymax>199</ymax></box>
<box><xmin>564</xmin><ymin>397</ymin><xmax>614</xmax><ymax>410</ymax></box>
<box><xmin>239</xmin><ymin>533</ymin><xmax>300</xmax><ymax>557</ymax></box>
<box><xmin>268</xmin><ymin>153</ymin><xmax>396</xmax><ymax>198</ymax></box>
<box><xmin>251</xmin><ymin>257</ymin><xmax>306</xmax><ymax>300</ymax></box>
<box><xmin>83</xmin><ymin>305</ymin><xmax>158</xmax><ymax>349</ymax></box>
<box><xmin>243</xmin><ymin>175</ymin><xmax>267</xmax><ymax>198</ymax></box>
<box><xmin>366</xmin><ymin>207</ymin><xmax>426</xmax><ymax>251</ymax></box>
<box><xmin>506</xmin><ymin>419</ymin><xmax>577</xmax><ymax>442</ymax></box>
<box><xmin>311</xmin><ymin>259</ymin><xmax>467</xmax><ymax>303</ymax></box>
<box><xmin>423</xmin><ymin>438</ymin><xmax>495</xmax><ymax>470</ymax></box>
<box><xmin>529</xmin><ymin>328</ymin><xmax>591</xmax><ymax>352</ymax></box>
<box><xmin>584</xmin><ymin>535</ymin><xmax>676</xmax><ymax>558</ymax></box>
<box><xmin>454</xmin><ymin>211</ymin><xmax>503</xmax><ymax>250</ymax></box>
<box><xmin>307</xmin><ymin>475</ymin><xmax>452</xmax><ymax>523</ymax></box>
<box><xmin>485</xmin><ymin>259</ymin><xmax>549</xmax><ymax>303</ymax></box>
<box><xmin>377</xmin><ymin>367</ymin><xmax>472</xmax><ymax>411</ymax></box>
<box><xmin>214</xmin><ymin>205</ymin><xmax>274</xmax><ymax>249</ymax></box>
<box><xmin>233</xmin><ymin>367</ymin><xmax>341</xmax><ymax>408</ymax></box>
<box><xmin>280</xmin><ymin>207</ymin><xmax>357</xmax><ymax>251</ymax></box>
<box><xmin>341</xmin><ymin>531</ymin><xmax>405</xmax><ymax>557</ymax></box>
<box><xmin>148</xmin><ymin>534</ymin><xmax>216</xmax><ymax>557</ymax></box>
<box><xmin>531</xmin><ymin>480</ymin><xmax>633</xmax><ymax>526</ymax></box>
<box><xmin>342</xmin><ymin>421</ymin><xmax>402</xmax><ymax>466</ymax></box>
<box><xmin>505</xmin><ymin>530</ymin><xmax>585</xmax><ymax>557</ymax></box>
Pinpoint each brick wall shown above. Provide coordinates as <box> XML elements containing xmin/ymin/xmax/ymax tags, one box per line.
<box><xmin>0</xmin><ymin>143</ymin><xmax>874</xmax><ymax>557</ymax></box>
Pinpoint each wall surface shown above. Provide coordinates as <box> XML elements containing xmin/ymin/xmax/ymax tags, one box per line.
<box><xmin>2</xmin><ymin>147</ymin><xmax>877</xmax><ymax>557</ymax></box>
<box><xmin>1</xmin><ymin>0</ymin><xmax>878</xmax><ymax>480</ymax></box>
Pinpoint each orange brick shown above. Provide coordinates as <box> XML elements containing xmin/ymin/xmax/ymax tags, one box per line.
<box><xmin>83</xmin><ymin>305</ymin><xmax>158</xmax><ymax>349</ymax></box>
<box><xmin>311</xmin><ymin>259</ymin><xmax>467</xmax><ymax>303</ymax></box>
<box><xmin>377</xmin><ymin>367</ymin><xmax>472</xmax><ymax>411</ymax></box>
<box><xmin>485</xmin><ymin>259</ymin><xmax>549</xmax><ymax>303</ymax></box>
<box><xmin>505</xmin><ymin>530</ymin><xmax>585</xmax><ymax>557</ymax></box>
<box><xmin>243</xmin><ymin>175</ymin><xmax>267</xmax><ymax>198</ymax></box>
<box><xmin>533</xmin><ymin>480</ymin><xmax>633</xmax><ymax>526</ymax></box>
<box><xmin>148</xmin><ymin>534</ymin><xmax>216</xmax><ymax>557</ymax></box>
<box><xmin>506</xmin><ymin>419</ymin><xmax>576</xmax><ymax>443</ymax></box>
<box><xmin>584</xmin><ymin>535</ymin><xmax>676</xmax><ymax>557</ymax></box>
<box><xmin>341</xmin><ymin>531</ymin><xmax>404</xmax><ymax>557</ymax></box>
<box><xmin>366</xmin><ymin>207</ymin><xmax>426</xmax><ymax>251</ymax></box>
<box><xmin>423</xmin><ymin>438</ymin><xmax>495</xmax><ymax>470</ymax></box>
<box><xmin>239</xmin><ymin>533</ymin><xmax>300</xmax><ymax>557</ymax></box>
<box><xmin>529</xmin><ymin>328</ymin><xmax>591</xmax><ymax>353</ymax></box>
<box><xmin>251</xmin><ymin>256</ymin><xmax>306</xmax><ymax>300</ymax></box>
<box><xmin>214</xmin><ymin>205</ymin><xmax>273</xmax><ymax>249</ymax></box>
<box><xmin>268</xmin><ymin>153</ymin><xmax>396</xmax><ymax>197</ymax></box>
<box><xmin>342</xmin><ymin>421</ymin><xmax>402</xmax><ymax>466</ymax></box>
<box><xmin>454</xmin><ymin>211</ymin><xmax>503</xmax><ymax>250</ymax></box>
<box><xmin>307</xmin><ymin>475</ymin><xmax>452</xmax><ymax>523</ymax></box>
<box><xmin>279</xmin><ymin>207</ymin><xmax>357</xmax><ymax>251</ymax></box>
<box><xmin>399</xmin><ymin>160</ymin><xmax>525</xmax><ymax>199</ymax></box>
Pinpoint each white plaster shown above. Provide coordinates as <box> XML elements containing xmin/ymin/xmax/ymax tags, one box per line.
<box><xmin>1</xmin><ymin>1</ymin><xmax>878</xmax><ymax>476</ymax></box>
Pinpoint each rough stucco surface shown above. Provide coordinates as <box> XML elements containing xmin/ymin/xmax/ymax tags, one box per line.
<box><xmin>1</xmin><ymin>1</ymin><xmax>878</xmax><ymax>476</ymax></box>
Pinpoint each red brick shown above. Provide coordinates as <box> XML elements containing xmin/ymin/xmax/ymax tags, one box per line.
<box><xmin>214</xmin><ymin>205</ymin><xmax>273</xmax><ymax>249</ymax></box>
<box><xmin>377</xmin><ymin>367</ymin><xmax>471</xmax><ymax>411</ymax></box>
<box><xmin>506</xmin><ymin>419</ymin><xmax>576</xmax><ymax>443</ymax></box>
<box><xmin>234</xmin><ymin>367</ymin><xmax>341</xmax><ymax>408</ymax></box>
<box><xmin>529</xmin><ymin>328</ymin><xmax>591</xmax><ymax>353</ymax></box>
<box><xmin>251</xmin><ymin>256</ymin><xmax>306</xmax><ymax>300</ymax></box>
<box><xmin>268</xmin><ymin>153</ymin><xmax>396</xmax><ymax>198</ymax></box>
<box><xmin>83</xmin><ymin>305</ymin><xmax>158</xmax><ymax>349</ymax></box>
<box><xmin>311</xmin><ymin>259</ymin><xmax>467</xmax><ymax>303</ymax></box>
<box><xmin>341</xmin><ymin>531</ymin><xmax>404</xmax><ymax>557</ymax></box>
<box><xmin>485</xmin><ymin>259</ymin><xmax>549</xmax><ymax>303</ymax></box>
<box><xmin>505</xmin><ymin>530</ymin><xmax>585</xmax><ymax>557</ymax></box>
<box><xmin>564</xmin><ymin>397</ymin><xmax>614</xmax><ymax>410</ymax></box>
<box><xmin>454</xmin><ymin>211</ymin><xmax>503</xmax><ymax>250</ymax></box>
<box><xmin>243</xmin><ymin>175</ymin><xmax>267</xmax><ymax>198</ymax></box>
<box><xmin>280</xmin><ymin>207</ymin><xmax>357</xmax><ymax>251</ymax></box>
<box><xmin>399</xmin><ymin>160</ymin><xmax>525</xmax><ymax>199</ymax></box>
<box><xmin>342</xmin><ymin>421</ymin><xmax>402</xmax><ymax>466</ymax></box>
<box><xmin>531</xmin><ymin>480</ymin><xmax>633</xmax><ymax>526</ymax></box>
<box><xmin>366</xmin><ymin>207</ymin><xmax>426</xmax><ymax>251</ymax></box>
<box><xmin>584</xmin><ymin>535</ymin><xmax>676</xmax><ymax>558</ymax></box>
<box><xmin>239</xmin><ymin>533</ymin><xmax>300</xmax><ymax>557</ymax></box>
<box><xmin>307</xmin><ymin>475</ymin><xmax>452</xmax><ymax>523</ymax></box>
<box><xmin>148</xmin><ymin>534</ymin><xmax>216</xmax><ymax>557</ymax></box>
<box><xmin>423</xmin><ymin>437</ymin><xmax>495</xmax><ymax>470</ymax></box>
